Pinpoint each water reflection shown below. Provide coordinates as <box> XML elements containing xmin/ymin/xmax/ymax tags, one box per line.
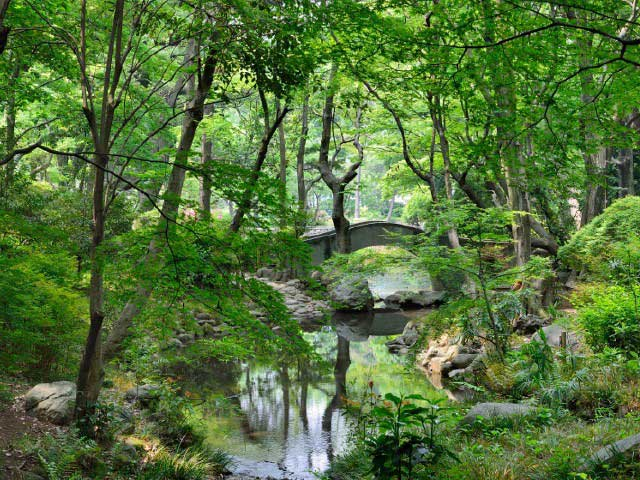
<box><xmin>203</xmin><ymin>310</ymin><xmax>440</xmax><ymax>479</ymax></box>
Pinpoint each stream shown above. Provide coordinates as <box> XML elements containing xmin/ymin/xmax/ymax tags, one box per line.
<box><xmin>192</xmin><ymin>273</ymin><xmax>443</xmax><ymax>479</ymax></box>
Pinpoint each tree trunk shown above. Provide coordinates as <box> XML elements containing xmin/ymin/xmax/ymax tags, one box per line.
<box><xmin>0</xmin><ymin>0</ymin><xmax>11</xmax><ymax>55</ymax></box>
<box><xmin>496</xmin><ymin>81</ymin><xmax>530</xmax><ymax>266</ymax></box>
<box><xmin>332</xmin><ymin>186</ymin><xmax>351</xmax><ymax>254</ymax></box>
<box><xmin>317</xmin><ymin>66</ymin><xmax>361</xmax><ymax>254</ymax></box>
<box><xmin>353</xmin><ymin>107</ymin><xmax>364</xmax><ymax>220</ymax></box>
<box><xmin>617</xmin><ymin>148</ymin><xmax>634</xmax><ymax>197</ymax></box>
<box><xmin>200</xmin><ymin>134</ymin><xmax>212</xmax><ymax>218</ymax></box>
<box><xmin>581</xmin><ymin>146</ymin><xmax>609</xmax><ymax>226</ymax></box>
<box><xmin>229</xmin><ymin>106</ymin><xmax>289</xmax><ymax>232</ymax></box>
<box><xmin>75</xmin><ymin>152</ymin><xmax>107</xmax><ymax>433</ymax></box>
<box><xmin>1</xmin><ymin>63</ymin><xmax>19</xmax><ymax>193</ymax></box>
<box><xmin>276</xmin><ymin>98</ymin><xmax>287</xmax><ymax>185</ymax></box>
<box><xmin>385</xmin><ymin>193</ymin><xmax>396</xmax><ymax>222</ymax></box>
<box><xmin>429</xmin><ymin>94</ymin><xmax>461</xmax><ymax>249</ymax></box>
<box><xmin>354</xmin><ymin>166</ymin><xmax>361</xmax><ymax>220</ymax></box>
<box><xmin>102</xmin><ymin>47</ymin><xmax>218</xmax><ymax>362</ymax></box>
<box><xmin>296</xmin><ymin>95</ymin><xmax>310</xmax><ymax>213</ymax></box>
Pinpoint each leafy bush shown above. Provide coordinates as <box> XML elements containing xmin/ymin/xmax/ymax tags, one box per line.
<box><xmin>574</xmin><ymin>285</ymin><xmax>640</xmax><ymax>353</ymax></box>
<box><xmin>140</xmin><ymin>447</ymin><xmax>230</xmax><ymax>480</ymax></box>
<box><xmin>559</xmin><ymin>196</ymin><xmax>640</xmax><ymax>277</ymax></box>
<box><xmin>0</xmin><ymin>253</ymin><xmax>86</xmax><ymax>378</ymax></box>
<box><xmin>146</xmin><ymin>385</ymin><xmax>204</xmax><ymax>448</ymax></box>
<box><xmin>361</xmin><ymin>393</ymin><xmax>456</xmax><ymax>480</ymax></box>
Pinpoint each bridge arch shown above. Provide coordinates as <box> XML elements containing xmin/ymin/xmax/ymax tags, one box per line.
<box><xmin>303</xmin><ymin>221</ymin><xmax>423</xmax><ymax>265</ymax></box>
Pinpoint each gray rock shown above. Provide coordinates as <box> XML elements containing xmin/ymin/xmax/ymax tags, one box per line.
<box><xmin>310</xmin><ymin>270</ymin><xmax>323</xmax><ymax>282</ymax></box>
<box><xmin>257</xmin><ymin>267</ymin><xmax>274</xmax><ymax>279</ymax></box>
<box><xmin>513</xmin><ymin>314</ymin><xmax>547</xmax><ymax>334</ymax></box>
<box><xmin>177</xmin><ymin>333</ymin><xmax>195</xmax><ymax>344</ymax></box>
<box><xmin>450</xmin><ymin>353</ymin><xmax>478</xmax><ymax>370</ymax></box>
<box><xmin>532</xmin><ymin>324</ymin><xmax>580</xmax><ymax>348</ymax></box>
<box><xmin>329</xmin><ymin>277</ymin><xmax>374</xmax><ymax>311</ymax></box>
<box><xmin>24</xmin><ymin>381</ymin><xmax>76</xmax><ymax>425</ymax></box>
<box><xmin>459</xmin><ymin>402</ymin><xmax>536</xmax><ymax>425</ymax></box>
<box><xmin>167</xmin><ymin>338</ymin><xmax>184</xmax><ymax>349</ymax></box>
<box><xmin>384</xmin><ymin>290</ymin><xmax>445</xmax><ymax>309</ymax></box>
<box><xmin>195</xmin><ymin>312</ymin><xmax>211</xmax><ymax>320</ymax></box>
<box><xmin>584</xmin><ymin>433</ymin><xmax>640</xmax><ymax>469</ymax></box>
<box><xmin>125</xmin><ymin>384</ymin><xmax>160</xmax><ymax>405</ymax></box>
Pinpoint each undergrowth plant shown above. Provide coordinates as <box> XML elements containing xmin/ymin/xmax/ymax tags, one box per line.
<box><xmin>351</xmin><ymin>388</ymin><xmax>456</xmax><ymax>480</ymax></box>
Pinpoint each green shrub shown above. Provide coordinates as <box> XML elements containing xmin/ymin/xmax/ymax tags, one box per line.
<box><xmin>361</xmin><ymin>393</ymin><xmax>456</xmax><ymax>480</ymax></box>
<box><xmin>559</xmin><ymin>196</ymin><xmax>640</xmax><ymax>277</ymax></box>
<box><xmin>574</xmin><ymin>285</ymin><xmax>640</xmax><ymax>353</ymax></box>
<box><xmin>139</xmin><ymin>447</ymin><xmax>229</xmax><ymax>480</ymax></box>
<box><xmin>0</xmin><ymin>253</ymin><xmax>86</xmax><ymax>378</ymax></box>
<box><xmin>146</xmin><ymin>385</ymin><xmax>204</xmax><ymax>448</ymax></box>
<box><xmin>0</xmin><ymin>381</ymin><xmax>13</xmax><ymax>406</ymax></box>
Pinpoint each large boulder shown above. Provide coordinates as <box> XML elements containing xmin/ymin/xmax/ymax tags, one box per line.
<box><xmin>383</xmin><ymin>290</ymin><xmax>444</xmax><ymax>309</ymax></box>
<box><xmin>329</xmin><ymin>277</ymin><xmax>374</xmax><ymax>311</ymax></box>
<box><xmin>24</xmin><ymin>381</ymin><xmax>76</xmax><ymax>425</ymax></box>
<box><xmin>513</xmin><ymin>314</ymin><xmax>548</xmax><ymax>334</ymax></box>
<box><xmin>584</xmin><ymin>433</ymin><xmax>640</xmax><ymax>469</ymax></box>
<box><xmin>531</xmin><ymin>324</ymin><xmax>580</xmax><ymax>349</ymax></box>
<box><xmin>459</xmin><ymin>402</ymin><xmax>536</xmax><ymax>426</ymax></box>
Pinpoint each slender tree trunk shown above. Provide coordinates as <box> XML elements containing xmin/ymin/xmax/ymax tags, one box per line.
<box><xmin>229</xmin><ymin>106</ymin><xmax>289</xmax><ymax>232</ymax></box>
<box><xmin>102</xmin><ymin>47</ymin><xmax>218</xmax><ymax>362</ymax></box>
<box><xmin>353</xmin><ymin>107</ymin><xmax>364</xmax><ymax>220</ymax></box>
<box><xmin>276</xmin><ymin>98</ymin><xmax>287</xmax><ymax>185</ymax></box>
<box><xmin>429</xmin><ymin>94</ymin><xmax>461</xmax><ymax>249</ymax></box>
<box><xmin>354</xmin><ymin>167</ymin><xmax>361</xmax><ymax>220</ymax></box>
<box><xmin>385</xmin><ymin>193</ymin><xmax>396</xmax><ymax>222</ymax></box>
<box><xmin>317</xmin><ymin>66</ymin><xmax>361</xmax><ymax>254</ymax></box>
<box><xmin>200</xmin><ymin>134</ymin><xmax>212</xmax><ymax>218</ymax></box>
<box><xmin>296</xmin><ymin>95</ymin><xmax>309</xmax><ymax>213</ymax></box>
<box><xmin>75</xmin><ymin>0</ymin><xmax>127</xmax><ymax>430</ymax></box>
<box><xmin>75</xmin><ymin>152</ymin><xmax>107</xmax><ymax>432</ymax></box>
<box><xmin>1</xmin><ymin>63</ymin><xmax>19</xmax><ymax>193</ymax></box>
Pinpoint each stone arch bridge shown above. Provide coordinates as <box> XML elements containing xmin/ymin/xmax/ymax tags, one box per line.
<box><xmin>303</xmin><ymin>220</ymin><xmax>423</xmax><ymax>265</ymax></box>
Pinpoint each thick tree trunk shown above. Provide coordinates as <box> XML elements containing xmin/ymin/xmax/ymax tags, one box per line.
<box><xmin>581</xmin><ymin>146</ymin><xmax>609</xmax><ymax>226</ymax></box>
<box><xmin>332</xmin><ymin>186</ymin><xmax>351</xmax><ymax>254</ymax></box>
<box><xmin>617</xmin><ymin>148</ymin><xmax>634</xmax><ymax>198</ymax></box>
<box><xmin>200</xmin><ymin>134</ymin><xmax>212</xmax><ymax>218</ymax></box>
<box><xmin>0</xmin><ymin>0</ymin><xmax>11</xmax><ymax>55</ymax></box>
<box><xmin>496</xmin><ymin>83</ymin><xmax>531</xmax><ymax>266</ymax></box>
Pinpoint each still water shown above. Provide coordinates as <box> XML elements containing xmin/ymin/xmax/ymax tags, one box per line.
<box><xmin>197</xmin><ymin>308</ymin><xmax>442</xmax><ymax>479</ymax></box>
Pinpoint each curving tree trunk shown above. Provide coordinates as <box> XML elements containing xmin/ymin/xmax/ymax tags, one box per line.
<box><xmin>317</xmin><ymin>66</ymin><xmax>361</xmax><ymax>254</ymax></box>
